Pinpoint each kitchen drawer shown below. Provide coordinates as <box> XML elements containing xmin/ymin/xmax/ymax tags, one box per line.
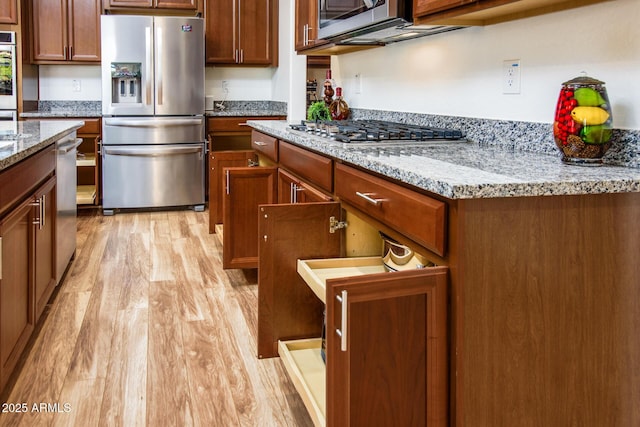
<box><xmin>0</xmin><ymin>145</ymin><xmax>56</xmax><ymax>217</ymax></box>
<box><xmin>251</xmin><ymin>130</ymin><xmax>278</xmax><ymax>162</ymax></box>
<box><xmin>334</xmin><ymin>163</ymin><xmax>446</xmax><ymax>256</ymax></box>
<box><xmin>78</xmin><ymin>118</ymin><xmax>101</xmax><ymax>134</ymax></box>
<box><xmin>279</xmin><ymin>141</ymin><xmax>333</xmax><ymax>193</ymax></box>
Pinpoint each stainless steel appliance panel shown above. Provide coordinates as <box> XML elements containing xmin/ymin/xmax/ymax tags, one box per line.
<box><xmin>103</xmin><ymin>116</ymin><xmax>205</xmax><ymax>145</ymax></box>
<box><xmin>318</xmin><ymin>0</ymin><xmax>395</xmax><ymax>40</ymax></box>
<box><xmin>56</xmin><ymin>133</ymin><xmax>81</xmax><ymax>284</ymax></box>
<box><xmin>102</xmin><ymin>143</ymin><xmax>205</xmax><ymax>210</ymax></box>
<box><xmin>153</xmin><ymin>17</ymin><xmax>204</xmax><ymax>116</ymax></box>
<box><xmin>101</xmin><ymin>15</ymin><xmax>155</xmax><ymax>116</ymax></box>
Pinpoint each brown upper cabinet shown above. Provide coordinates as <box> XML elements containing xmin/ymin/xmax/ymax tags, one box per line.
<box><xmin>0</xmin><ymin>0</ymin><xmax>17</xmax><ymax>24</ymax></box>
<box><xmin>30</xmin><ymin>0</ymin><xmax>101</xmax><ymax>63</ymax></box>
<box><xmin>414</xmin><ymin>0</ymin><xmax>611</xmax><ymax>26</ymax></box>
<box><xmin>414</xmin><ymin>0</ymin><xmax>477</xmax><ymax>18</ymax></box>
<box><xmin>105</xmin><ymin>0</ymin><xmax>199</xmax><ymax>10</ymax></box>
<box><xmin>295</xmin><ymin>0</ymin><xmax>326</xmax><ymax>51</ymax></box>
<box><xmin>205</xmin><ymin>0</ymin><xmax>278</xmax><ymax>66</ymax></box>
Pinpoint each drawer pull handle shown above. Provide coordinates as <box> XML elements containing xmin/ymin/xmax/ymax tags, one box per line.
<box><xmin>254</xmin><ymin>141</ymin><xmax>267</xmax><ymax>146</ymax></box>
<box><xmin>356</xmin><ymin>191</ymin><xmax>382</xmax><ymax>206</ymax></box>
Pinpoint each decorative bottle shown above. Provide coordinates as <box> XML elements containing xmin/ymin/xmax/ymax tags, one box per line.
<box><xmin>323</xmin><ymin>69</ymin><xmax>334</xmax><ymax>106</ymax></box>
<box><xmin>329</xmin><ymin>87</ymin><xmax>350</xmax><ymax>120</ymax></box>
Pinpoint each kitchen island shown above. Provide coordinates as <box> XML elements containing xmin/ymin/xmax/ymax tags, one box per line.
<box><xmin>247</xmin><ymin>120</ymin><xmax>640</xmax><ymax>426</ymax></box>
<box><xmin>0</xmin><ymin>120</ymin><xmax>84</xmax><ymax>172</ymax></box>
<box><xmin>0</xmin><ymin>119</ymin><xmax>83</xmax><ymax>392</ymax></box>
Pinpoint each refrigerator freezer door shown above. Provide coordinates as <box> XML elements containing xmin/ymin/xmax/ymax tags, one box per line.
<box><xmin>154</xmin><ymin>17</ymin><xmax>205</xmax><ymax>116</ymax></box>
<box><xmin>101</xmin><ymin>15</ymin><xmax>155</xmax><ymax>116</ymax></box>
<box><xmin>102</xmin><ymin>142</ymin><xmax>205</xmax><ymax>210</ymax></box>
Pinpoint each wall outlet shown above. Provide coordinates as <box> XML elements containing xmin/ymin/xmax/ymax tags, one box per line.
<box><xmin>221</xmin><ymin>80</ymin><xmax>229</xmax><ymax>91</ymax></box>
<box><xmin>72</xmin><ymin>79</ymin><xmax>81</xmax><ymax>92</ymax></box>
<box><xmin>502</xmin><ymin>60</ymin><xmax>521</xmax><ymax>94</ymax></box>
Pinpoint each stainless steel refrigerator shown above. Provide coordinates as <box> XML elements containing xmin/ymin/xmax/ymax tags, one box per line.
<box><xmin>100</xmin><ymin>15</ymin><xmax>205</xmax><ymax>215</ymax></box>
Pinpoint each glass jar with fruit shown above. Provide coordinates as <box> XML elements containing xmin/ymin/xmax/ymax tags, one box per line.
<box><xmin>554</xmin><ymin>74</ymin><xmax>613</xmax><ymax>165</ymax></box>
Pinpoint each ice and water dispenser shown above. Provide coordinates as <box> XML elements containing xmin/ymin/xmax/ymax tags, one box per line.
<box><xmin>110</xmin><ymin>63</ymin><xmax>142</xmax><ymax>104</ymax></box>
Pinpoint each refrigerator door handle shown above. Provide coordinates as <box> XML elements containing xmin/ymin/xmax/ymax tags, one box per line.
<box><xmin>105</xmin><ymin>118</ymin><xmax>204</xmax><ymax>128</ymax></box>
<box><xmin>156</xmin><ymin>26</ymin><xmax>163</xmax><ymax>106</ymax></box>
<box><xmin>104</xmin><ymin>145</ymin><xmax>204</xmax><ymax>157</ymax></box>
<box><xmin>145</xmin><ymin>26</ymin><xmax>153</xmax><ymax>105</ymax></box>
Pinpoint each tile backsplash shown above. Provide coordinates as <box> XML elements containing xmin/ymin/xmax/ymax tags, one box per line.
<box><xmin>351</xmin><ymin>108</ymin><xmax>640</xmax><ymax>169</ymax></box>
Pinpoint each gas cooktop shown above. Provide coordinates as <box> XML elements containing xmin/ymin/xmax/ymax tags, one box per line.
<box><xmin>289</xmin><ymin>119</ymin><xmax>465</xmax><ymax>144</ymax></box>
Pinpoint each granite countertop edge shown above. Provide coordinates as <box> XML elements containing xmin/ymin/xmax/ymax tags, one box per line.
<box><xmin>21</xmin><ymin>110</ymin><xmax>286</xmax><ymax>118</ymax></box>
<box><xmin>0</xmin><ymin>121</ymin><xmax>85</xmax><ymax>172</ymax></box>
<box><xmin>205</xmin><ymin>109</ymin><xmax>287</xmax><ymax>117</ymax></box>
<box><xmin>247</xmin><ymin>120</ymin><xmax>640</xmax><ymax>200</ymax></box>
<box><xmin>20</xmin><ymin>111</ymin><xmax>102</xmax><ymax>118</ymax></box>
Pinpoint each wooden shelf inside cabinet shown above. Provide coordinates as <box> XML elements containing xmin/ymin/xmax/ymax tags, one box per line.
<box><xmin>76</xmin><ymin>153</ymin><xmax>96</xmax><ymax>167</ymax></box>
<box><xmin>297</xmin><ymin>257</ymin><xmax>387</xmax><ymax>303</ymax></box>
<box><xmin>77</xmin><ymin>185</ymin><xmax>97</xmax><ymax>205</ymax></box>
<box><xmin>214</xmin><ymin>224</ymin><xmax>224</xmax><ymax>245</ymax></box>
<box><xmin>278</xmin><ymin>338</ymin><xmax>326</xmax><ymax>427</ymax></box>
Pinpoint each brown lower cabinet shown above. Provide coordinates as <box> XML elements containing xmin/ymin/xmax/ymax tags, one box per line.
<box><xmin>207</xmin><ymin>116</ymin><xmax>285</xmax><ymax>234</ymax></box>
<box><xmin>222</xmin><ymin>166</ymin><xmax>277</xmax><ymax>269</ymax></box>
<box><xmin>0</xmin><ymin>146</ymin><xmax>57</xmax><ymax>392</ymax></box>
<box><xmin>233</xmin><ymin>129</ymin><xmax>640</xmax><ymax>426</ymax></box>
<box><xmin>0</xmin><ymin>197</ymin><xmax>36</xmax><ymax>391</ymax></box>
<box><xmin>220</xmin><ymin>131</ymin><xmax>449</xmax><ymax>425</ymax></box>
<box><xmin>257</xmin><ymin>201</ymin><xmax>449</xmax><ymax>426</ymax></box>
<box><xmin>32</xmin><ymin>176</ymin><xmax>57</xmax><ymax>321</ymax></box>
<box><xmin>208</xmin><ymin>150</ymin><xmax>257</xmax><ymax>232</ymax></box>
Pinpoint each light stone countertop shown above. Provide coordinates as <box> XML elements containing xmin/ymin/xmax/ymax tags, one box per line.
<box><xmin>247</xmin><ymin>120</ymin><xmax>640</xmax><ymax>199</ymax></box>
<box><xmin>20</xmin><ymin>110</ymin><xmax>102</xmax><ymax>118</ymax></box>
<box><xmin>0</xmin><ymin>120</ymin><xmax>84</xmax><ymax>171</ymax></box>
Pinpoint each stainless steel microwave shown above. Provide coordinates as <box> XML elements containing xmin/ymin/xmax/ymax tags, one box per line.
<box><xmin>317</xmin><ymin>0</ymin><xmax>462</xmax><ymax>44</ymax></box>
<box><xmin>318</xmin><ymin>0</ymin><xmax>407</xmax><ymax>40</ymax></box>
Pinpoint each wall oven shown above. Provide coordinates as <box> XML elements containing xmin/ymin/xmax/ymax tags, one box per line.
<box><xmin>0</xmin><ymin>31</ymin><xmax>17</xmax><ymax>118</ymax></box>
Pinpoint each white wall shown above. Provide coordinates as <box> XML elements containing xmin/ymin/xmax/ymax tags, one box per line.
<box><xmin>332</xmin><ymin>0</ymin><xmax>640</xmax><ymax>129</ymax></box>
<box><xmin>38</xmin><ymin>65</ymin><xmax>102</xmax><ymax>101</ymax></box>
<box><xmin>35</xmin><ymin>0</ymin><xmax>638</xmax><ymax>129</ymax></box>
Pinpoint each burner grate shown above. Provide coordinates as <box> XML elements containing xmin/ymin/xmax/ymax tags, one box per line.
<box><xmin>289</xmin><ymin>119</ymin><xmax>464</xmax><ymax>143</ymax></box>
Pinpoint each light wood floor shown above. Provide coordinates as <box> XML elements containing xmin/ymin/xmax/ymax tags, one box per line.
<box><xmin>1</xmin><ymin>209</ymin><xmax>313</xmax><ymax>427</ymax></box>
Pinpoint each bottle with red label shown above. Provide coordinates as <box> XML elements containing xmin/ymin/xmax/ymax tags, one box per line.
<box><xmin>329</xmin><ymin>87</ymin><xmax>350</xmax><ymax>120</ymax></box>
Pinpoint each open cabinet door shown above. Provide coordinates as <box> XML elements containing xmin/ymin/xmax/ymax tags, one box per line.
<box><xmin>258</xmin><ymin>202</ymin><xmax>342</xmax><ymax>358</ymax></box>
<box><xmin>222</xmin><ymin>166</ymin><xmax>277</xmax><ymax>269</ymax></box>
<box><xmin>326</xmin><ymin>267</ymin><xmax>449</xmax><ymax>427</ymax></box>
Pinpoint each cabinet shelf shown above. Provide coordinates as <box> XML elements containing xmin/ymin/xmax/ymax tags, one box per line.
<box><xmin>76</xmin><ymin>153</ymin><xmax>96</xmax><ymax>167</ymax></box>
<box><xmin>77</xmin><ymin>185</ymin><xmax>96</xmax><ymax>205</ymax></box>
<box><xmin>297</xmin><ymin>257</ymin><xmax>387</xmax><ymax>303</ymax></box>
<box><xmin>214</xmin><ymin>223</ymin><xmax>224</xmax><ymax>245</ymax></box>
<box><xmin>278</xmin><ymin>338</ymin><xmax>326</xmax><ymax>427</ymax></box>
